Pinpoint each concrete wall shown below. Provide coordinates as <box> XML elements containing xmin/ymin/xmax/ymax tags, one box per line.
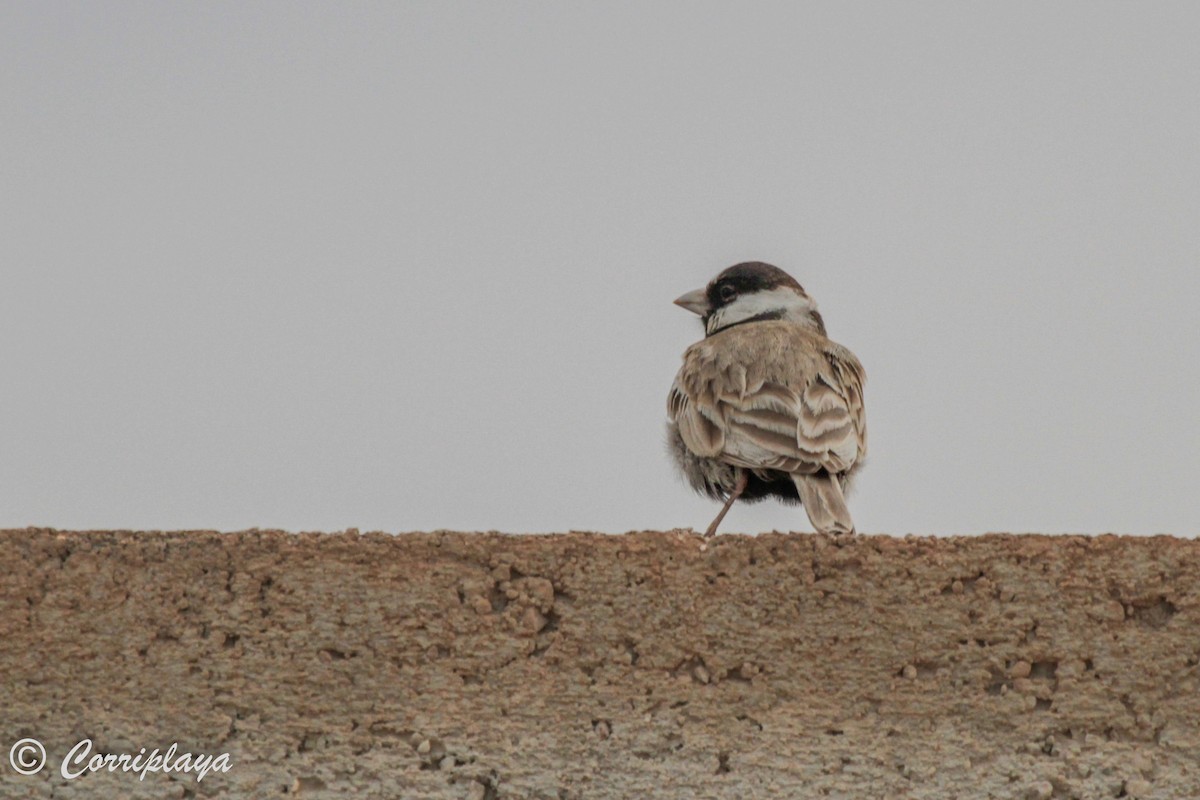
<box><xmin>1</xmin><ymin>529</ymin><xmax>1197</xmax><ymax>799</ymax></box>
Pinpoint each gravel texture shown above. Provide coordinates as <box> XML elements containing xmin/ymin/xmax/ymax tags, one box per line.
<box><xmin>1</xmin><ymin>528</ymin><xmax>1198</xmax><ymax>798</ymax></box>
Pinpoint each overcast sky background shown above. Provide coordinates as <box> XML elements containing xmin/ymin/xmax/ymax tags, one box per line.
<box><xmin>2</xmin><ymin>3</ymin><xmax>1197</xmax><ymax>536</ymax></box>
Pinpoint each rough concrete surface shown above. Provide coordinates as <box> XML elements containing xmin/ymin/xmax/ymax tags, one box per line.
<box><xmin>1</xmin><ymin>529</ymin><xmax>1198</xmax><ymax>799</ymax></box>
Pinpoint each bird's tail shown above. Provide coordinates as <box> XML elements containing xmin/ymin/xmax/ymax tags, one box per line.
<box><xmin>793</xmin><ymin>472</ymin><xmax>855</xmax><ymax>535</ymax></box>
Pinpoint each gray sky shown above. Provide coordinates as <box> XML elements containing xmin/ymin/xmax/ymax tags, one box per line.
<box><xmin>2</xmin><ymin>3</ymin><xmax>1197</xmax><ymax>536</ymax></box>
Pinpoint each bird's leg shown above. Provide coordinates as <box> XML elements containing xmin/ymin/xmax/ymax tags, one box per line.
<box><xmin>704</xmin><ymin>470</ymin><xmax>748</xmax><ymax>538</ymax></box>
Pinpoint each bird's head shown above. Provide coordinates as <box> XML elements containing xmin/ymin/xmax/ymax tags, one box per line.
<box><xmin>674</xmin><ymin>262</ymin><xmax>826</xmax><ymax>337</ymax></box>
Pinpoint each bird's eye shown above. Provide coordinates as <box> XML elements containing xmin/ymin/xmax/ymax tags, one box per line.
<box><xmin>718</xmin><ymin>284</ymin><xmax>737</xmax><ymax>303</ymax></box>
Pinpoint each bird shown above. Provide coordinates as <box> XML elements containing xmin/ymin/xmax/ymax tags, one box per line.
<box><xmin>666</xmin><ymin>262</ymin><xmax>867</xmax><ymax>537</ymax></box>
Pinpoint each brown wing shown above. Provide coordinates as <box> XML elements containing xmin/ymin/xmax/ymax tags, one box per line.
<box><xmin>668</xmin><ymin>323</ymin><xmax>866</xmax><ymax>476</ymax></box>
<box><xmin>825</xmin><ymin>340</ymin><xmax>868</xmax><ymax>465</ymax></box>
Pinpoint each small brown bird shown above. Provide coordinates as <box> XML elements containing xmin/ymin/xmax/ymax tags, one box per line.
<box><xmin>667</xmin><ymin>262</ymin><xmax>867</xmax><ymax>537</ymax></box>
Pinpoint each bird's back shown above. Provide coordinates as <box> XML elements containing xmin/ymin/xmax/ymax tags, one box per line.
<box><xmin>670</xmin><ymin>320</ymin><xmax>867</xmax><ymax>475</ymax></box>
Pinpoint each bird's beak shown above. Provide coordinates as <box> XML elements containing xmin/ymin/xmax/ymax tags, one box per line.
<box><xmin>673</xmin><ymin>288</ymin><xmax>709</xmax><ymax>316</ymax></box>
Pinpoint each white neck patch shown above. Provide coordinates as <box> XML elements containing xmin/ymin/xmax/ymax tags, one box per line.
<box><xmin>706</xmin><ymin>286</ymin><xmax>820</xmax><ymax>335</ymax></box>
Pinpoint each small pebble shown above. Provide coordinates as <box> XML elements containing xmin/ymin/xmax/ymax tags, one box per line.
<box><xmin>520</xmin><ymin>607</ymin><xmax>547</xmax><ymax>635</ymax></box>
<box><xmin>901</xmin><ymin>664</ymin><xmax>917</xmax><ymax>679</ymax></box>
<box><xmin>1128</xmin><ymin>752</ymin><xmax>1153</xmax><ymax>773</ymax></box>
<box><xmin>1089</xmin><ymin>600</ymin><xmax>1125</xmax><ymax>621</ymax></box>
<box><xmin>693</xmin><ymin>664</ymin><xmax>711</xmax><ymax>684</ymax></box>
<box><xmin>1009</xmin><ymin>660</ymin><xmax>1032</xmax><ymax>678</ymax></box>
<box><xmin>1124</xmin><ymin>778</ymin><xmax>1153</xmax><ymax>798</ymax></box>
<box><xmin>1025</xmin><ymin>780</ymin><xmax>1053</xmax><ymax>800</ymax></box>
<box><xmin>1057</xmin><ymin>659</ymin><xmax>1086</xmax><ymax>679</ymax></box>
<box><xmin>524</xmin><ymin>577</ymin><xmax>556</xmax><ymax>610</ymax></box>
